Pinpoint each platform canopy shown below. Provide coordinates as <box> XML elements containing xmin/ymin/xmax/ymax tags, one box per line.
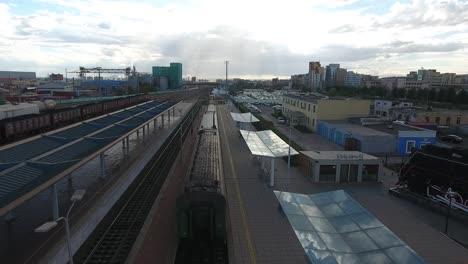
<box><xmin>274</xmin><ymin>190</ymin><xmax>426</xmax><ymax>264</ymax></box>
<box><xmin>240</xmin><ymin>130</ymin><xmax>299</xmax><ymax>157</ymax></box>
<box><xmin>230</xmin><ymin>112</ymin><xmax>260</xmax><ymax>123</ymax></box>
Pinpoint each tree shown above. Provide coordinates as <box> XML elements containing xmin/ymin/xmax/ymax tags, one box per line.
<box><xmin>397</xmin><ymin>88</ymin><xmax>406</xmax><ymax>98</ymax></box>
<box><xmin>446</xmin><ymin>87</ymin><xmax>456</xmax><ymax>103</ymax></box>
<box><xmin>428</xmin><ymin>88</ymin><xmax>437</xmax><ymax>101</ymax></box>
<box><xmin>456</xmin><ymin>89</ymin><xmax>467</xmax><ymax>104</ymax></box>
<box><xmin>437</xmin><ymin>88</ymin><xmax>446</xmax><ymax>102</ymax></box>
<box><xmin>391</xmin><ymin>87</ymin><xmax>398</xmax><ymax>99</ymax></box>
<box><xmin>407</xmin><ymin>88</ymin><xmax>417</xmax><ymax>100</ymax></box>
<box><xmin>328</xmin><ymin>88</ymin><xmax>338</xmax><ymax>96</ymax></box>
<box><xmin>416</xmin><ymin>88</ymin><xmax>428</xmax><ymax>102</ymax></box>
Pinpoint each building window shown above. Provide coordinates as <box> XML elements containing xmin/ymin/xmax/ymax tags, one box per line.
<box><xmin>312</xmin><ymin>119</ymin><xmax>315</xmax><ymax>127</ymax></box>
<box><xmin>435</xmin><ymin>117</ymin><xmax>440</xmax><ymax>124</ymax></box>
<box><xmin>446</xmin><ymin>117</ymin><xmax>451</xmax><ymax>125</ymax></box>
<box><xmin>425</xmin><ymin>116</ymin><xmax>430</xmax><ymax>122</ymax></box>
<box><xmin>406</xmin><ymin>140</ymin><xmax>416</xmax><ymax>153</ymax></box>
<box><xmin>319</xmin><ymin>165</ymin><xmax>336</xmax><ymax>182</ymax></box>
<box><xmin>376</xmin><ymin>110</ymin><xmax>380</xmax><ymax>115</ymax></box>
<box><xmin>308</xmin><ymin>104</ymin><xmax>311</xmax><ymax>111</ymax></box>
<box><xmin>419</xmin><ymin>142</ymin><xmax>430</xmax><ymax>149</ymax></box>
<box><xmin>313</xmin><ymin>105</ymin><xmax>316</xmax><ymax>113</ymax></box>
<box><xmin>457</xmin><ymin>117</ymin><xmax>461</xmax><ymax>125</ymax></box>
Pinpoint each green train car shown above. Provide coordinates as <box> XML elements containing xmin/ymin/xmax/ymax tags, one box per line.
<box><xmin>175</xmin><ymin>104</ymin><xmax>228</xmax><ymax>264</ymax></box>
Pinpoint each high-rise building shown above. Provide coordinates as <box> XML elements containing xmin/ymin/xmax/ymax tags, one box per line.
<box><xmin>345</xmin><ymin>71</ymin><xmax>363</xmax><ymax>88</ymax></box>
<box><xmin>152</xmin><ymin>62</ymin><xmax>183</xmax><ymax>90</ymax></box>
<box><xmin>307</xmin><ymin>61</ymin><xmax>326</xmax><ymax>91</ymax></box>
<box><xmin>325</xmin><ymin>64</ymin><xmax>340</xmax><ymax>88</ymax></box>
<box><xmin>335</xmin><ymin>68</ymin><xmax>347</xmax><ymax>87</ymax></box>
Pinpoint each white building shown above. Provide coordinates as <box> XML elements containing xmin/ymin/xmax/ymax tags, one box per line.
<box><xmin>301</xmin><ymin>151</ymin><xmax>383</xmax><ymax>183</ymax></box>
<box><xmin>373</xmin><ymin>100</ymin><xmax>413</xmax><ymax>117</ymax></box>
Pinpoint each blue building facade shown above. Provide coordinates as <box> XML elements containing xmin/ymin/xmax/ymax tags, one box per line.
<box><xmin>396</xmin><ymin>130</ymin><xmax>437</xmax><ymax>155</ymax></box>
<box><xmin>318</xmin><ymin>121</ymin><xmax>437</xmax><ymax>155</ymax></box>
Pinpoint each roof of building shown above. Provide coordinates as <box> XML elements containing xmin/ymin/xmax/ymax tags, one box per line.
<box><xmin>301</xmin><ymin>151</ymin><xmax>379</xmax><ymax>161</ymax></box>
<box><xmin>367</xmin><ymin>123</ymin><xmax>425</xmax><ymax>135</ymax></box>
<box><xmin>283</xmin><ymin>94</ymin><xmax>324</xmax><ymax>103</ymax></box>
<box><xmin>36</xmin><ymin>82</ymin><xmax>71</xmax><ymax>89</ymax></box>
<box><xmin>321</xmin><ymin>120</ymin><xmax>393</xmax><ymax>137</ymax></box>
<box><xmin>81</xmin><ymin>80</ymin><xmax>128</xmax><ymax>87</ymax></box>
<box><xmin>0</xmin><ymin>100</ymin><xmax>174</xmax><ymax>211</ymax></box>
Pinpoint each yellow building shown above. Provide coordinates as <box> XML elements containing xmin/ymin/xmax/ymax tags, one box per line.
<box><xmin>282</xmin><ymin>95</ymin><xmax>371</xmax><ymax>131</ymax></box>
<box><xmin>415</xmin><ymin>111</ymin><xmax>468</xmax><ymax>125</ymax></box>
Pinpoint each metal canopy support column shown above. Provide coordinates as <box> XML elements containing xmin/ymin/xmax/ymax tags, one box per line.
<box><xmin>335</xmin><ymin>163</ymin><xmax>341</xmax><ymax>183</ymax></box>
<box><xmin>125</xmin><ymin>136</ymin><xmax>130</xmax><ymax>155</ymax></box>
<box><xmin>357</xmin><ymin>164</ymin><xmax>363</xmax><ymax>182</ymax></box>
<box><xmin>162</xmin><ymin>113</ymin><xmax>165</xmax><ymax>128</ymax></box>
<box><xmin>153</xmin><ymin>118</ymin><xmax>157</xmax><ymax>130</ymax></box>
<box><xmin>136</xmin><ymin>129</ymin><xmax>140</xmax><ymax>140</ymax></box>
<box><xmin>168</xmin><ymin>108</ymin><xmax>171</xmax><ymax>123</ymax></box>
<box><xmin>270</xmin><ymin>158</ymin><xmax>275</xmax><ymax>187</ymax></box>
<box><xmin>100</xmin><ymin>153</ymin><xmax>106</xmax><ymax>178</ymax></box>
<box><xmin>143</xmin><ymin>126</ymin><xmax>146</xmax><ymax>138</ymax></box>
<box><xmin>51</xmin><ymin>184</ymin><xmax>59</xmax><ymax>220</ymax></box>
<box><xmin>4</xmin><ymin>211</ymin><xmax>14</xmax><ymax>251</ymax></box>
<box><xmin>122</xmin><ymin>139</ymin><xmax>126</xmax><ymax>155</ymax></box>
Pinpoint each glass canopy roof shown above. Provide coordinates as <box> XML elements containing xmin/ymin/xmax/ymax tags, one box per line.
<box><xmin>230</xmin><ymin>112</ymin><xmax>260</xmax><ymax>123</ymax></box>
<box><xmin>240</xmin><ymin>129</ymin><xmax>299</xmax><ymax>157</ymax></box>
<box><xmin>274</xmin><ymin>190</ymin><xmax>426</xmax><ymax>264</ymax></box>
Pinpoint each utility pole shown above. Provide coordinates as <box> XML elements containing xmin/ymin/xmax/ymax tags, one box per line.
<box><xmin>225</xmin><ymin>61</ymin><xmax>229</xmax><ymax>91</ymax></box>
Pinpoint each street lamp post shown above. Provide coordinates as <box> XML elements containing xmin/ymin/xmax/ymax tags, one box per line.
<box><xmin>35</xmin><ymin>189</ymin><xmax>86</xmax><ymax>264</ymax></box>
<box><xmin>444</xmin><ymin>188</ymin><xmax>456</xmax><ymax>234</ymax></box>
<box><xmin>287</xmin><ymin>120</ymin><xmax>291</xmax><ymax>192</ymax></box>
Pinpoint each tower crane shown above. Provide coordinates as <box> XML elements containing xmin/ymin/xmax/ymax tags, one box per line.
<box><xmin>68</xmin><ymin>66</ymin><xmax>139</xmax><ymax>96</ymax></box>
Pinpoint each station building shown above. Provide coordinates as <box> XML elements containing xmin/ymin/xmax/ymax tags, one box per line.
<box><xmin>300</xmin><ymin>151</ymin><xmax>383</xmax><ymax>183</ymax></box>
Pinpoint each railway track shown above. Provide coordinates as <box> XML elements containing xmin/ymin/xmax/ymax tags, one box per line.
<box><xmin>74</xmin><ymin>101</ymin><xmax>201</xmax><ymax>264</ymax></box>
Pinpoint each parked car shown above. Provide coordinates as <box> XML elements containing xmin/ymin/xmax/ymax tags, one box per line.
<box><xmin>440</xmin><ymin>134</ymin><xmax>463</xmax><ymax>143</ymax></box>
<box><xmin>277</xmin><ymin>117</ymin><xmax>286</xmax><ymax>124</ymax></box>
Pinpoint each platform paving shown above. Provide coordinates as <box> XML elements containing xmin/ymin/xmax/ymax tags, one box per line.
<box><xmin>219</xmin><ymin>103</ymin><xmax>468</xmax><ymax>264</ymax></box>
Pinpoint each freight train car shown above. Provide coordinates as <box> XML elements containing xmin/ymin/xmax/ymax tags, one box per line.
<box><xmin>0</xmin><ymin>89</ymin><xmax>201</xmax><ymax>143</ymax></box>
<box><xmin>175</xmin><ymin>103</ymin><xmax>228</xmax><ymax>264</ymax></box>
<box><xmin>398</xmin><ymin>145</ymin><xmax>468</xmax><ymax>205</ymax></box>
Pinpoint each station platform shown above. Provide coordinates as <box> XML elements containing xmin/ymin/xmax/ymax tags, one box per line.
<box><xmin>25</xmin><ymin>102</ymin><xmax>195</xmax><ymax>264</ymax></box>
<box><xmin>216</xmin><ymin>103</ymin><xmax>468</xmax><ymax>264</ymax></box>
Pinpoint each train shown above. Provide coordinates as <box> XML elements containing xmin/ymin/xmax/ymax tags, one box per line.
<box><xmin>0</xmin><ymin>89</ymin><xmax>201</xmax><ymax>143</ymax></box>
<box><xmin>398</xmin><ymin>144</ymin><xmax>468</xmax><ymax>207</ymax></box>
<box><xmin>175</xmin><ymin>103</ymin><xmax>228</xmax><ymax>264</ymax></box>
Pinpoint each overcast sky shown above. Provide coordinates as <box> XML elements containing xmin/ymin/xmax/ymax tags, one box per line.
<box><xmin>0</xmin><ymin>0</ymin><xmax>467</xmax><ymax>79</ymax></box>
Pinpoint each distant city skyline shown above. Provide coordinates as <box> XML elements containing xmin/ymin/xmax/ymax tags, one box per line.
<box><xmin>0</xmin><ymin>0</ymin><xmax>467</xmax><ymax>79</ymax></box>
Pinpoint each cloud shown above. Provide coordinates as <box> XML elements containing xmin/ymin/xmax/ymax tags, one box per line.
<box><xmin>329</xmin><ymin>24</ymin><xmax>359</xmax><ymax>34</ymax></box>
<box><xmin>0</xmin><ymin>0</ymin><xmax>467</xmax><ymax>78</ymax></box>
<box><xmin>98</xmin><ymin>22</ymin><xmax>111</xmax><ymax>29</ymax></box>
<box><xmin>375</xmin><ymin>0</ymin><xmax>468</xmax><ymax>29</ymax></box>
